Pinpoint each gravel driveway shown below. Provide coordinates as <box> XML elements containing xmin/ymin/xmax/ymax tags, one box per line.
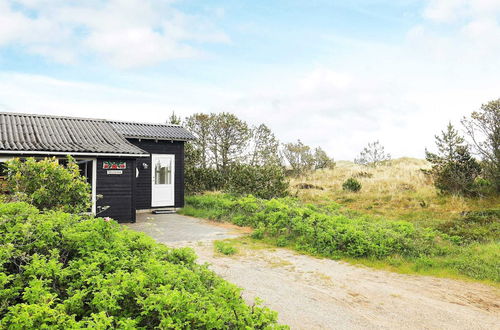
<box><xmin>127</xmin><ymin>213</ymin><xmax>500</xmax><ymax>330</ymax></box>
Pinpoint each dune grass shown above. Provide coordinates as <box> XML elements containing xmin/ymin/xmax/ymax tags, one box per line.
<box><xmin>290</xmin><ymin>158</ymin><xmax>499</xmax><ymax>227</ymax></box>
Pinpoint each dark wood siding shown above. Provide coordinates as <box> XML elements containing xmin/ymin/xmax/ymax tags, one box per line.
<box><xmin>127</xmin><ymin>139</ymin><xmax>185</xmax><ymax>209</ymax></box>
<box><xmin>96</xmin><ymin>158</ymin><xmax>136</xmax><ymax>223</ymax></box>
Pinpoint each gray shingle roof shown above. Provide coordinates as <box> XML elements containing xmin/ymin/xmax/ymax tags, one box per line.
<box><xmin>109</xmin><ymin>121</ymin><xmax>196</xmax><ymax>141</ymax></box>
<box><xmin>0</xmin><ymin>112</ymin><xmax>148</xmax><ymax>155</ymax></box>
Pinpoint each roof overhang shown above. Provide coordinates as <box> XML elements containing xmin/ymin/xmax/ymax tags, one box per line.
<box><xmin>0</xmin><ymin>150</ymin><xmax>149</xmax><ymax>157</ymax></box>
<box><xmin>125</xmin><ymin>136</ymin><xmax>195</xmax><ymax>142</ymax></box>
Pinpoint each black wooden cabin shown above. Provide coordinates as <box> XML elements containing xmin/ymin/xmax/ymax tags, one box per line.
<box><xmin>0</xmin><ymin>112</ymin><xmax>195</xmax><ymax>222</ymax></box>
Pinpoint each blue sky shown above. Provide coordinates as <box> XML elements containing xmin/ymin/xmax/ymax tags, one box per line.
<box><xmin>0</xmin><ymin>0</ymin><xmax>499</xmax><ymax>159</ymax></box>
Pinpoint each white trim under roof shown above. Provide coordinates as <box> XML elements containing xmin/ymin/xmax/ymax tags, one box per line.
<box><xmin>0</xmin><ymin>150</ymin><xmax>149</xmax><ymax>157</ymax></box>
<box><xmin>129</xmin><ymin>136</ymin><xmax>194</xmax><ymax>142</ymax></box>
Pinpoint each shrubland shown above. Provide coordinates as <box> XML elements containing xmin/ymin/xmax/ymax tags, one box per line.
<box><xmin>0</xmin><ymin>202</ymin><xmax>284</xmax><ymax>328</ymax></box>
<box><xmin>180</xmin><ymin>193</ymin><xmax>499</xmax><ymax>283</ymax></box>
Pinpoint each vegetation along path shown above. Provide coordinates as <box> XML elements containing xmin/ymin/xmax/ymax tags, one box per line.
<box><xmin>128</xmin><ymin>213</ymin><xmax>500</xmax><ymax>330</ymax></box>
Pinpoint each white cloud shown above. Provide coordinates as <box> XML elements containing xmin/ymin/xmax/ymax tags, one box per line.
<box><xmin>0</xmin><ymin>0</ymin><xmax>228</xmax><ymax>68</ymax></box>
<box><xmin>424</xmin><ymin>0</ymin><xmax>500</xmax><ymax>22</ymax></box>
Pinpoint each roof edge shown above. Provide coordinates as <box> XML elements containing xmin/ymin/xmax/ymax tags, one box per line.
<box><xmin>108</xmin><ymin>119</ymin><xmax>183</xmax><ymax>128</ymax></box>
<box><xmin>0</xmin><ymin>150</ymin><xmax>149</xmax><ymax>157</ymax></box>
<box><xmin>123</xmin><ymin>135</ymin><xmax>195</xmax><ymax>141</ymax></box>
<box><xmin>0</xmin><ymin>111</ymin><xmax>107</xmax><ymax>122</ymax></box>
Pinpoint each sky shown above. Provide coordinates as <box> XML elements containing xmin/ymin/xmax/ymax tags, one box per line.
<box><xmin>0</xmin><ymin>0</ymin><xmax>499</xmax><ymax>160</ymax></box>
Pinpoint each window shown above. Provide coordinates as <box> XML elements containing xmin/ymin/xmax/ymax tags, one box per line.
<box><xmin>58</xmin><ymin>158</ymin><xmax>93</xmax><ymax>185</ymax></box>
<box><xmin>76</xmin><ymin>159</ymin><xmax>93</xmax><ymax>185</ymax></box>
<box><xmin>0</xmin><ymin>162</ymin><xmax>7</xmax><ymax>193</ymax></box>
<box><xmin>154</xmin><ymin>159</ymin><xmax>172</xmax><ymax>185</ymax></box>
<box><xmin>0</xmin><ymin>162</ymin><xmax>6</xmax><ymax>177</ymax></box>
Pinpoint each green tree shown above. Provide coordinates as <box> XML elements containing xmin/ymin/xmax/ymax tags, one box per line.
<box><xmin>354</xmin><ymin>140</ymin><xmax>391</xmax><ymax>167</ymax></box>
<box><xmin>282</xmin><ymin>140</ymin><xmax>314</xmax><ymax>176</ymax></box>
<box><xmin>425</xmin><ymin>123</ymin><xmax>481</xmax><ymax>196</ymax></box>
<box><xmin>462</xmin><ymin>99</ymin><xmax>500</xmax><ymax>193</ymax></box>
<box><xmin>426</xmin><ymin>122</ymin><xmax>465</xmax><ymax>162</ymax></box>
<box><xmin>6</xmin><ymin>156</ymin><xmax>91</xmax><ymax>213</ymax></box>
<box><xmin>185</xmin><ymin>113</ymin><xmax>213</xmax><ymax>169</ymax></box>
<box><xmin>313</xmin><ymin>147</ymin><xmax>335</xmax><ymax>170</ymax></box>
<box><xmin>249</xmin><ymin>124</ymin><xmax>281</xmax><ymax>166</ymax></box>
<box><xmin>209</xmin><ymin>113</ymin><xmax>251</xmax><ymax>171</ymax></box>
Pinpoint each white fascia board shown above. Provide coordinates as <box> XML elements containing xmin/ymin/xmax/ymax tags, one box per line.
<box><xmin>0</xmin><ymin>150</ymin><xmax>149</xmax><ymax>157</ymax></box>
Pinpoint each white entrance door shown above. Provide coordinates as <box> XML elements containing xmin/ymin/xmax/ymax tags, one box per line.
<box><xmin>151</xmin><ymin>154</ymin><xmax>175</xmax><ymax>207</ymax></box>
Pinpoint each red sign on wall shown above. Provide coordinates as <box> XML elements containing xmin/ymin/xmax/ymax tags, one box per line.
<box><xmin>103</xmin><ymin>161</ymin><xmax>126</xmax><ymax>170</ymax></box>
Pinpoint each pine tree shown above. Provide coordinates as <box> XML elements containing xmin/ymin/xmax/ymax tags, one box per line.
<box><xmin>425</xmin><ymin>123</ymin><xmax>481</xmax><ymax>196</ymax></box>
<box><xmin>354</xmin><ymin>141</ymin><xmax>391</xmax><ymax>167</ymax></box>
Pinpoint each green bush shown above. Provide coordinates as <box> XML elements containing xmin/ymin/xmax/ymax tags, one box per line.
<box><xmin>342</xmin><ymin>178</ymin><xmax>362</xmax><ymax>192</ymax></box>
<box><xmin>0</xmin><ymin>202</ymin><xmax>284</xmax><ymax>329</ymax></box>
<box><xmin>214</xmin><ymin>241</ymin><xmax>238</xmax><ymax>255</ymax></box>
<box><xmin>437</xmin><ymin>209</ymin><xmax>500</xmax><ymax>244</ymax></box>
<box><xmin>227</xmin><ymin>164</ymin><xmax>289</xmax><ymax>199</ymax></box>
<box><xmin>5</xmin><ymin>157</ymin><xmax>91</xmax><ymax>213</ymax></box>
<box><xmin>186</xmin><ymin>164</ymin><xmax>289</xmax><ymax>199</ymax></box>
<box><xmin>185</xmin><ymin>166</ymin><xmax>225</xmax><ymax>194</ymax></box>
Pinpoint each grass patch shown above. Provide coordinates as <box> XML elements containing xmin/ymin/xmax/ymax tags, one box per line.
<box><xmin>214</xmin><ymin>240</ymin><xmax>238</xmax><ymax>255</ymax></box>
<box><xmin>343</xmin><ymin>243</ymin><xmax>500</xmax><ymax>288</ymax></box>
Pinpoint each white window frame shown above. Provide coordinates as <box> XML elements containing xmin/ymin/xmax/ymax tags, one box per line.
<box><xmin>71</xmin><ymin>158</ymin><xmax>97</xmax><ymax>215</ymax></box>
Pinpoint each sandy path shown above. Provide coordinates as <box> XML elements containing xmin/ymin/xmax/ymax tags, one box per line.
<box><xmin>173</xmin><ymin>239</ymin><xmax>500</xmax><ymax>330</ymax></box>
<box><xmin>129</xmin><ymin>214</ymin><xmax>499</xmax><ymax>329</ymax></box>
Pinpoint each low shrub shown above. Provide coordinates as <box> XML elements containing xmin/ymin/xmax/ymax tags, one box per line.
<box><xmin>437</xmin><ymin>209</ymin><xmax>500</xmax><ymax>244</ymax></box>
<box><xmin>443</xmin><ymin>243</ymin><xmax>500</xmax><ymax>281</ymax></box>
<box><xmin>0</xmin><ymin>202</ymin><xmax>284</xmax><ymax>328</ymax></box>
<box><xmin>342</xmin><ymin>178</ymin><xmax>362</xmax><ymax>192</ymax></box>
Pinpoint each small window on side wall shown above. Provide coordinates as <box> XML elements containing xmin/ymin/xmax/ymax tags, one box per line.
<box><xmin>0</xmin><ymin>162</ymin><xmax>8</xmax><ymax>193</ymax></box>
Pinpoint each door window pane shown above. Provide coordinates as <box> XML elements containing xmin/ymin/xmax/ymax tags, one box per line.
<box><xmin>155</xmin><ymin>159</ymin><xmax>171</xmax><ymax>185</ymax></box>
